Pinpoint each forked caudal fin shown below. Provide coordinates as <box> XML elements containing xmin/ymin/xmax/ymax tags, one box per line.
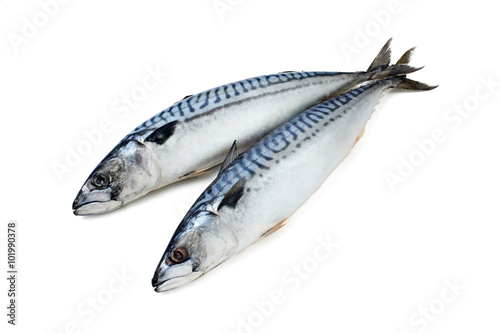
<box><xmin>396</xmin><ymin>47</ymin><xmax>416</xmax><ymax>65</ymax></box>
<box><xmin>368</xmin><ymin>40</ymin><xmax>426</xmax><ymax>81</ymax></box>
<box><xmin>391</xmin><ymin>46</ymin><xmax>438</xmax><ymax>91</ymax></box>
<box><xmin>367</xmin><ymin>38</ymin><xmax>392</xmax><ymax>72</ymax></box>
<box><xmin>394</xmin><ymin>78</ymin><xmax>438</xmax><ymax>91</ymax></box>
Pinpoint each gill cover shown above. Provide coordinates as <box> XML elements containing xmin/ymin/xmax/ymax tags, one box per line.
<box><xmin>72</xmin><ymin>140</ymin><xmax>160</xmax><ymax>215</ymax></box>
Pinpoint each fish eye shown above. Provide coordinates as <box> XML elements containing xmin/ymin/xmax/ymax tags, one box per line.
<box><xmin>92</xmin><ymin>173</ymin><xmax>109</xmax><ymax>188</ymax></box>
<box><xmin>170</xmin><ymin>247</ymin><xmax>189</xmax><ymax>264</ymax></box>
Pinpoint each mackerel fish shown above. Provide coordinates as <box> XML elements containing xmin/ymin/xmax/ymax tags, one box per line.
<box><xmin>151</xmin><ymin>47</ymin><xmax>436</xmax><ymax>291</ymax></box>
<box><xmin>73</xmin><ymin>39</ymin><xmax>401</xmax><ymax>215</ymax></box>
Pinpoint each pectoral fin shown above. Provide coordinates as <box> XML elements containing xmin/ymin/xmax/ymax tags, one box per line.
<box><xmin>218</xmin><ymin>178</ymin><xmax>245</xmax><ymax>210</ymax></box>
<box><xmin>145</xmin><ymin>121</ymin><xmax>178</xmax><ymax>145</ymax></box>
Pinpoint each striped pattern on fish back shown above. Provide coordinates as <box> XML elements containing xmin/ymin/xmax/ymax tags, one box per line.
<box><xmin>184</xmin><ymin>78</ymin><xmax>391</xmax><ymax>219</ymax></box>
<box><xmin>124</xmin><ymin>71</ymin><xmax>343</xmax><ymax>140</ymax></box>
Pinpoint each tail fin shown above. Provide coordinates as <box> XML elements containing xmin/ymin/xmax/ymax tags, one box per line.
<box><xmin>369</xmin><ymin>43</ymin><xmax>422</xmax><ymax>80</ymax></box>
<box><xmin>396</xmin><ymin>47</ymin><xmax>416</xmax><ymax>65</ymax></box>
<box><xmin>367</xmin><ymin>39</ymin><xmax>438</xmax><ymax>91</ymax></box>
<box><xmin>367</xmin><ymin>38</ymin><xmax>392</xmax><ymax>72</ymax></box>
<box><xmin>392</xmin><ymin>47</ymin><xmax>438</xmax><ymax>90</ymax></box>
<box><xmin>394</xmin><ymin>78</ymin><xmax>438</xmax><ymax>91</ymax></box>
<box><xmin>371</xmin><ymin>64</ymin><xmax>423</xmax><ymax>79</ymax></box>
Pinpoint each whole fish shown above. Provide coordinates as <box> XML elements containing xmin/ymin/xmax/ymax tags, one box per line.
<box><xmin>73</xmin><ymin>39</ymin><xmax>401</xmax><ymax>215</ymax></box>
<box><xmin>151</xmin><ymin>49</ymin><xmax>436</xmax><ymax>292</ymax></box>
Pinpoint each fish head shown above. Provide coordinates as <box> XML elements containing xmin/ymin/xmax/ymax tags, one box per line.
<box><xmin>73</xmin><ymin>140</ymin><xmax>161</xmax><ymax>215</ymax></box>
<box><xmin>152</xmin><ymin>210</ymin><xmax>237</xmax><ymax>292</ymax></box>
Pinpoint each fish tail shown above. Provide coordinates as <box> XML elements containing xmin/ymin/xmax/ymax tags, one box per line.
<box><xmin>388</xmin><ymin>46</ymin><xmax>438</xmax><ymax>90</ymax></box>
<box><xmin>366</xmin><ymin>38</ymin><xmax>393</xmax><ymax>72</ymax></box>
<box><xmin>393</xmin><ymin>77</ymin><xmax>438</xmax><ymax>91</ymax></box>
<box><xmin>363</xmin><ymin>39</ymin><xmax>435</xmax><ymax>89</ymax></box>
<box><xmin>395</xmin><ymin>47</ymin><xmax>416</xmax><ymax>65</ymax></box>
<box><xmin>368</xmin><ymin>40</ymin><xmax>424</xmax><ymax>80</ymax></box>
<box><xmin>370</xmin><ymin>63</ymin><xmax>423</xmax><ymax>79</ymax></box>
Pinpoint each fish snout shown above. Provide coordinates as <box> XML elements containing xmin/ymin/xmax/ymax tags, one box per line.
<box><xmin>151</xmin><ymin>259</ymin><xmax>201</xmax><ymax>292</ymax></box>
<box><xmin>72</xmin><ymin>186</ymin><xmax>121</xmax><ymax>215</ymax></box>
<box><xmin>151</xmin><ymin>260</ymin><xmax>168</xmax><ymax>288</ymax></box>
<box><xmin>72</xmin><ymin>188</ymin><xmax>86</xmax><ymax>210</ymax></box>
<box><xmin>151</xmin><ymin>269</ymin><xmax>160</xmax><ymax>288</ymax></box>
<box><xmin>72</xmin><ymin>186</ymin><xmax>91</xmax><ymax>211</ymax></box>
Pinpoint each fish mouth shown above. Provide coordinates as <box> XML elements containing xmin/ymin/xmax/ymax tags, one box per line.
<box><xmin>72</xmin><ymin>200</ymin><xmax>122</xmax><ymax>215</ymax></box>
<box><xmin>72</xmin><ymin>185</ymin><xmax>122</xmax><ymax>216</ymax></box>
<box><xmin>152</xmin><ymin>259</ymin><xmax>202</xmax><ymax>292</ymax></box>
<box><xmin>152</xmin><ymin>272</ymin><xmax>202</xmax><ymax>292</ymax></box>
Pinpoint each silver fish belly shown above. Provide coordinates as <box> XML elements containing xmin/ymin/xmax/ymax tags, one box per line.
<box><xmin>152</xmin><ymin>71</ymin><xmax>436</xmax><ymax>292</ymax></box>
<box><xmin>73</xmin><ymin>40</ymin><xmax>396</xmax><ymax>215</ymax></box>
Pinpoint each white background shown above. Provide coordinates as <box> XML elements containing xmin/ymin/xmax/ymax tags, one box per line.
<box><xmin>1</xmin><ymin>0</ymin><xmax>499</xmax><ymax>332</ymax></box>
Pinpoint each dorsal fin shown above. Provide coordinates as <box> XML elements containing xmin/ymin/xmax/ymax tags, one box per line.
<box><xmin>145</xmin><ymin>121</ymin><xmax>178</xmax><ymax>145</ymax></box>
<box><xmin>218</xmin><ymin>178</ymin><xmax>245</xmax><ymax>210</ymax></box>
<box><xmin>218</xmin><ymin>141</ymin><xmax>238</xmax><ymax>175</ymax></box>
